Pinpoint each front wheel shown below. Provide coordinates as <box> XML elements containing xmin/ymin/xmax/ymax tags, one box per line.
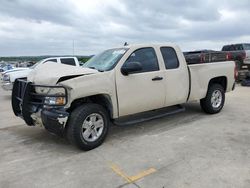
<box><xmin>66</xmin><ymin>103</ymin><xmax>110</xmax><ymax>150</ymax></box>
<box><xmin>200</xmin><ymin>84</ymin><xmax>225</xmax><ymax>114</ymax></box>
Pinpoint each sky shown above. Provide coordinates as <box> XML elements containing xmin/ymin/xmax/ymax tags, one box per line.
<box><xmin>0</xmin><ymin>0</ymin><xmax>250</xmax><ymax>56</ymax></box>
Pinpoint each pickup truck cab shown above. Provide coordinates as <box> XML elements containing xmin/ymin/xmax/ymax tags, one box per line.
<box><xmin>2</xmin><ymin>57</ymin><xmax>80</xmax><ymax>91</ymax></box>
<box><xmin>12</xmin><ymin>44</ymin><xmax>236</xmax><ymax>150</ymax></box>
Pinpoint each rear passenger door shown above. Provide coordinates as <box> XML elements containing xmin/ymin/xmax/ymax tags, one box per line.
<box><xmin>160</xmin><ymin>47</ymin><xmax>189</xmax><ymax>106</ymax></box>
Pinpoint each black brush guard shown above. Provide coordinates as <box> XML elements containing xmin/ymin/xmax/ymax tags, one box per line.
<box><xmin>11</xmin><ymin>79</ymin><xmax>67</xmax><ymax>126</ymax></box>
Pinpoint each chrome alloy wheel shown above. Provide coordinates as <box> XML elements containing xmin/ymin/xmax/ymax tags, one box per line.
<box><xmin>81</xmin><ymin>113</ymin><xmax>104</xmax><ymax>142</ymax></box>
<box><xmin>211</xmin><ymin>90</ymin><xmax>222</xmax><ymax>108</ymax></box>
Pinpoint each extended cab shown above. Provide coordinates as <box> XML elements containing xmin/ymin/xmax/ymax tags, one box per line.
<box><xmin>11</xmin><ymin>44</ymin><xmax>236</xmax><ymax>150</ymax></box>
<box><xmin>2</xmin><ymin>57</ymin><xmax>80</xmax><ymax>91</ymax></box>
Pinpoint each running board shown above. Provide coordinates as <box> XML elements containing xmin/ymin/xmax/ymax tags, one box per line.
<box><xmin>113</xmin><ymin>105</ymin><xmax>185</xmax><ymax>126</ymax></box>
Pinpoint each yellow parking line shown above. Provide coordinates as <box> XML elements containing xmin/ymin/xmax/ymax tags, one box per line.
<box><xmin>110</xmin><ymin>163</ymin><xmax>156</xmax><ymax>183</ymax></box>
<box><xmin>110</xmin><ymin>163</ymin><xmax>132</xmax><ymax>183</ymax></box>
<box><xmin>129</xmin><ymin>168</ymin><xmax>156</xmax><ymax>182</ymax></box>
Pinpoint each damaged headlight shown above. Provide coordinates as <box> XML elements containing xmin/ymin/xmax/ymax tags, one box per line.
<box><xmin>43</xmin><ymin>87</ymin><xmax>67</xmax><ymax>106</ymax></box>
<box><xmin>44</xmin><ymin>96</ymin><xmax>66</xmax><ymax>106</ymax></box>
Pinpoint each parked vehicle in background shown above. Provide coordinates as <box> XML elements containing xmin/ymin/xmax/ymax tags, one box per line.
<box><xmin>184</xmin><ymin>50</ymin><xmax>231</xmax><ymax>64</ymax></box>
<box><xmin>11</xmin><ymin>43</ymin><xmax>236</xmax><ymax>150</ymax></box>
<box><xmin>241</xmin><ymin>72</ymin><xmax>250</xmax><ymax>87</ymax></box>
<box><xmin>0</xmin><ymin>64</ymin><xmax>13</xmax><ymax>72</ymax></box>
<box><xmin>1</xmin><ymin>57</ymin><xmax>80</xmax><ymax>91</ymax></box>
<box><xmin>1</xmin><ymin>68</ymin><xmax>29</xmax><ymax>79</ymax></box>
<box><xmin>221</xmin><ymin>43</ymin><xmax>250</xmax><ymax>69</ymax></box>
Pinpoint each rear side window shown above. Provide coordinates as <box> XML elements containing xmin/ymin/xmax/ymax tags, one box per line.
<box><xmin>60</xmin><ymin>58</ymin><xmax>76</xmax><ymax>66</ymax></box>
<box><xmin>222</xmin><ymin>45</ymin><xmax>235</xmax><ymax>51</ymax></box>
<box><xmin>160</xmin><ymin>47</ymin><xmax>179</xmax><ymax>69</ymax></box>
<box><xmin>43</xmin><ymin>59</ymin><xmax>57</xmax><ymax>63</ymax></box>
<box><xmin>222</xmin><ymin>45</ymin><xmax>230</xmax><ymax>51</ymax></box>
<box><xmin>124</xmin><ymin>47</ymin><xmax>159</xmax><ymax>73</ymax></box>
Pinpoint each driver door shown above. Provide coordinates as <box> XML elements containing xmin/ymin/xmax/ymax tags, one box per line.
<box><xmin>116</xmin><ymin>47</ymin><xmax>165</xmax><ymax>117</ymax></box>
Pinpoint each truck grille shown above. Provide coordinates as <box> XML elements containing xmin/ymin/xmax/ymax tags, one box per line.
<box><xmin>11</xmin><ymin>79</ymin><xmax>67</xmax><ymax>126</ymax></box>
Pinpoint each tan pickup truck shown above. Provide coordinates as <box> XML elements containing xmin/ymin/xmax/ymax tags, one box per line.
<box><xmin>12</xmin><ymin>44</ymin><xmax>236</xmax><ymax>150</ymax></box>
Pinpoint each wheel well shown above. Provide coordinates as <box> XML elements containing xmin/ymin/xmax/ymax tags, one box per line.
<box><xmin>208</xmin><ymin>76</ymin><xmax>227</xmax><ymax>91</ymax></box>
<box><xmin>67</xmin><ymin>94</ymin><xmax>113</xmax><ymax>118</ymax></box>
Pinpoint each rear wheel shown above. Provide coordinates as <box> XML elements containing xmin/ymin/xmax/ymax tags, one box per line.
<box><xmin>66</xmin><ymin>103</ymin><xmax>110</xmax><ymax>150</ymax></box>
<box><xmin>200</xmin><ymin>84</ymin><xmax>225</xmax><ymax>114</ymax></box>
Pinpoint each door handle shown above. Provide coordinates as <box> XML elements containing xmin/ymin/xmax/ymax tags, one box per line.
<box><xmin>152</xmin><ymin>76</ymin><xmax>163</xmax><ymax>81</ymax></box>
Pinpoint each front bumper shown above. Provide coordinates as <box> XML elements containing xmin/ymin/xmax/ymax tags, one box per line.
<box><xmin>11</xmin><ymin>79</ymin><xmax>69</xmax><ymax>136</ymax></box>
<box><xmin>2</xmin><ymin>82</ymin><xmax>13</xmax><ymax>91</ymax></box>
<box><xmin>41</xmin><ymin>108</ymin><xmax>69</xmax><ymax>136</ymax></box>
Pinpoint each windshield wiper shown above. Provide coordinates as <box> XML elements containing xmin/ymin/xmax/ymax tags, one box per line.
<box><xmin>88</xmin><ymin>66</ymin><xmax>104</xmax><ymax>72</ymax></box>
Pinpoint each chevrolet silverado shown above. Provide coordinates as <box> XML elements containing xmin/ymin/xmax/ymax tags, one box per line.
<box><xmin>11</xmin><ymin>44</ymin><xmax>236</xmax><ymax>150</ymax></box>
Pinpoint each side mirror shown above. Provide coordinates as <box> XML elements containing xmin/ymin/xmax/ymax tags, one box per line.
<box><xmin>121</xmin><ymin>62</ymin><xmax>142</xmax><ymax>76</ymax></box>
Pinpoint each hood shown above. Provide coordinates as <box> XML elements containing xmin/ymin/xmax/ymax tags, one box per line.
<box><xmin>27</xmin><ymin>62</ymin><xmax>98</xmax><ymax>85</ymax></box>
<box><xmin>3</xmin><ymin>67</ymin><xmax>29</xmax><ymax>74</ymax></box>
<box><xmin>9</xmin><ymin>69</ymin><xmax>32</xmax><ymax>82</ymax></box>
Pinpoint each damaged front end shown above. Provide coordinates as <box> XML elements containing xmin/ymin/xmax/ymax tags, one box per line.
<box><xmin>11</xmin><ymin>79</ymin><xmax>69</xmax><ymax>136</ymax></box>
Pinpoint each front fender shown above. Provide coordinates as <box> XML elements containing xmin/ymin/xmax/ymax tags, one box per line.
<box><xmin>61</xmin><ymin>71</ymin><xmax>119</xmax><ymax>118</ymax></box>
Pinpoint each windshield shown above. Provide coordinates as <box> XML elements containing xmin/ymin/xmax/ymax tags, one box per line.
<box><xmin>30</xmin><ymin>60</ymin><xmax>42</xmax><ymax>69</ymax></box>
<box><xmin>83</xmin><ymin>48</ymin><xmax>127</xmax><ymax>71</ymax></box>
<box><xmin>243</xmin><ymin>44</ymin><xmax>250</xmax><ymax>50</ymax></box>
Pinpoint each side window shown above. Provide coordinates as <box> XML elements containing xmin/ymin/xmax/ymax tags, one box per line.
<box><xmin>222</xmin><ymin>45</ymin><xmax>230</xmax><ymax>51</ymax></box>
<box><xmin>60</xmin><ymin>58</ymin><xmax>76</xmax><ymax>66</ymax></box>
<box><xmin>123</xmin><ymin>47</ymin><xmax>159</xmax><ymax>73</ymax></box>
<box><xmin>160</xmin><ymin>47</ymin><xmax>179</xmax><ymax>69</ymax></box>
<box><xmin>43</xmin><ymin>59</ymin><xmax>57</xmax><ymax>64</ymax></box>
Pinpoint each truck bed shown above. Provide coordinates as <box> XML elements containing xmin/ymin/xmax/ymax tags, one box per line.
<box><xmin>184</xmin><ymin>51</ymin><xmax>230</xmax><ymax>65</ymax></box>
<box><xmin>187</xmin><ymin>61</ymin><xmax>235</xmax><ymax>102</ymax></box>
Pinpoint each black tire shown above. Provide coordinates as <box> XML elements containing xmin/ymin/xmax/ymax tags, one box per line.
<box><xmin>200</xmin><ymin>84</ymin><xmax>225</xmax><ymax>114</ymax></box>
<box><xmin>66</xmin><ymin>103</ymin><xmax>110</xmax><ymax>151</ymax></box>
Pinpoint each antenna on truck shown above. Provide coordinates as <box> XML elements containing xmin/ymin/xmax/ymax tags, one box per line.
<box><xmin>72</xmin><ymin>40</ymin><xmax>75</xmax><ymax>55</ymax></box>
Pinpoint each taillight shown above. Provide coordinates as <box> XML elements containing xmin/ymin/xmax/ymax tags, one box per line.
<box><xmin>226</xmin><ymin>52</ymin><xmax>232</xmax><ymax>60</ymax></box>
<box><xmin>234</xmin><ymin>62</ymin><xmax>238</xmax><ymax>80</ymax></box>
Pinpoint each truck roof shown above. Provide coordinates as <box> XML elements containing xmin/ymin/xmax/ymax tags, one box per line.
<box><xmin>117</xmin><ymin>43</ymin><xmax>179</xmax><ymax>49</ymax></box>
<box><xmin>223</xmin><ymin>43</ymin><xmax>250</xmax><ymax>46</ymax></box>
<box><xmin>44</xmin><ymin>56</ymin><xmax>77</xmax><ymax>60</ymax></box>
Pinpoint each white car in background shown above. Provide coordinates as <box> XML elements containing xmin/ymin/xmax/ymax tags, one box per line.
<box><xmin>1</xmin><ymin>67</ymin><xmax>29</xmax><ymax>77</ymax></box>
<box><xmin>2</xmin><ymin>57</ymin><xmax>80</xmax><ymax>91</ymax></box>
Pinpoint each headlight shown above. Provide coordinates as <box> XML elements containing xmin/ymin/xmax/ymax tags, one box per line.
<box><xmin>44</xmin><ymin>96</ymin><xmax>66</xmax><ymax>106</ymax></box>
<box><xmin>43</xmin><ymin>87</ymin><xmax>67</xmax><ymax>106</ymax></box>
<box><xmin>3</xmin><ymin>74</ymin><xmax>10</xmax><ymax>82</ymax></box>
